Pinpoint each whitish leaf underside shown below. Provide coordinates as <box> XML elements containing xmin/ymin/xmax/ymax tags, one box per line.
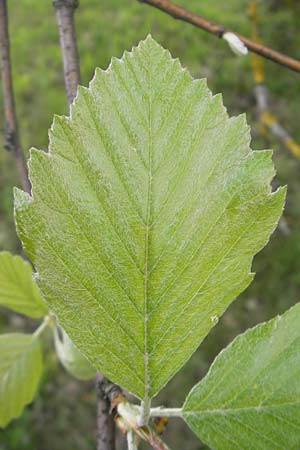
<box><xmin>14</xmin><ymin>36</ymin><xmax>285</xmax><ymax>399</ymax></box>
<box><xmin>183</xmin><ymin>303</ymin><xmax>300</xmax><ymax>450</ymax></box>
<box><xmin>0</xmin><ymin>334</ymin><xmax>42</xmax><ymax>427</ymax></box>
<box><xmin>54</xmin><ymin>326</ymin><xmax>95</xmax><ymax>380</ymax></box>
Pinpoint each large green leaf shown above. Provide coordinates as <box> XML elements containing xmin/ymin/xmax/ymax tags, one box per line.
<box><xmin>0</xmin><ymin>333</ymin><xmax>42</xmax><ymax>427</ymax></box>
<box><xmin>0</xmin><ymin>252</ymin><xmax>48</xmax><ymax>318</ymax></box>
<box><xmin>53</xmin><ymin>326</ymin><xmax>95</xmax><ymax>380</ymax></box>
<box><xmin>183</xmin><ymin>303</ymin><xmax>300</xmax><ymax>449</ymax></box>
<box><xmin>14</xmin><ymin>36</ymin><xmax>285</xmax><ymax>400</ymax></box>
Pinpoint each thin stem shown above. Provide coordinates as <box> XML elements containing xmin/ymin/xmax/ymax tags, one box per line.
<box><xmin>138</xmin><ymin>0</ymin><xmax>300</xmax><ymax>73</ymax></box>
<box><xmin>117</xmin><ymin>401</ymin><xmax>173</xmax><ymax>450</ymax></box>
<box><xmin>33</xmin><ymin>315</ymin><xmax>54</xmax><ymax>338</ymax></box>
<box><xmin>149</xmin><ymin>407</ymin><xmax>182</xmax><ymax>418</ymax></box>
<box><xmin>138</xmin><ymin>397</ymin><xmax>151</xmax><ymax>426</ymax></box>
<box><xmin>52</xmin><ymin>0</ymin><xmax>81</xmax><ymax>109</ymax></box>
<box><xmin>118</xmin><ymin>402</ymin><xmax>183</xmax><ymax>421</ymax></box>
<box><xmin>248</xmin><ymin>1</ymin><xmax>300</xmax><ymax>158</ymax></box>
<box><xmin>137</xmin><ymin>427</ymin><xmax>171</xmax><ymax>450</ymax></box>
<box><xmin>52</xmin><ymin>3</ymin><xmax>122</xmax><ymax>447</ymax></box>
<box><xmin>127</xmin><ymin>430</ymin><xmax>139</xmax><ymax>450</ymax></box>
<box><xmin>96</xmin><ymin>372</ymin><xmax>116</xmax><ymax>450</ymax></box>
<box><xmin>0</xmin><ymin>0</ymin><xmax>30</xmax><ymax>192</ymax></box>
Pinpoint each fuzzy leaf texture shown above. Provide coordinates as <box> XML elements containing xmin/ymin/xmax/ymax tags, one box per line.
<box><xmin>183</xmin><ymin>303</ymin><xmax>300</xmax><ymax>449</ymax></box>
<box><xmin>54</xmin><ymin>326</ymin><xmax>95</xmax><ymax>380</ymax></box>
<box><xmin>14</xmin><ymin>36</ymin><xmax>285</xmax><ymax>400</ymax></box>
<box><xmin>0</xmin><ymin>252</ymin><xmax>48</xmax><ymax>318</ymax></box>
<box><xmin>0</xmin><ymin>333</ymin><xmax>42</xmax><ymax>427</ymax></box>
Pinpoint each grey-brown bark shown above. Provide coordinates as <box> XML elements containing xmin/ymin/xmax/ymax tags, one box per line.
<box><xmin>138</xmin><ymin>0</ymin><xmax>300</xmax><ymax>73</ymax></box>
<box><xmin>53</xmin><ymin>0</ymin><xmax>81</xmax><ymax>108</ymax></box>
<box><xmin>0</xmin><ymin>0</ymin><xmax>30</xmax><ymax>193</ymax></box>
<box><xmin>96</xmin><ymin>372</ymin><xmax>125</xmax><ymax>450</ymax></box>
<box><xmin>52</xmin><ymin>2</ymin><xmax>122</xmax><ymax>448</ymax></box>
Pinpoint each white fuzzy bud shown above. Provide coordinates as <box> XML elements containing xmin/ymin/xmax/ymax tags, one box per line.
<box><xmin>223</xmin><ymin>32</ymin><xmax>248</xmax><ymax>56</ymax></box>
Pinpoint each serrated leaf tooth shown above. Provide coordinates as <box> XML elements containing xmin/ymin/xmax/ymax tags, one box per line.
<box><xmin>14</xmin><ymin>187</ymin><xmax>32</xmax><ymax>208</ymax></box>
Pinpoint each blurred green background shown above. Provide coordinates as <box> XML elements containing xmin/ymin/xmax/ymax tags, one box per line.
<box><xmin>0</xmin><ymin>0</ymin><xmax>300</xmax><ymax>449</ymax></box>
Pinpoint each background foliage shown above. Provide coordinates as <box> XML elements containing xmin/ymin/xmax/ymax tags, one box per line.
<box><xmin>0</xmin><ymin>0</ymin><xmax>299</xmax><ymax>449</ymax></box>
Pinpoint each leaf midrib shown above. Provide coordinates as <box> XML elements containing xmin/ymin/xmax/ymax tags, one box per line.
<box><xmin>142</xmin><ymin>46</ymin><xmax>153</xmax><ymax>402</ymax></box>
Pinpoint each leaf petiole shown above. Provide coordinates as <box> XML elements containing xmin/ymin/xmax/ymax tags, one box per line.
<box><xmin>148</xmin><ymin>407</ymin><xmax>183</xmax><ymax>418</ymax></box>
<box><xmin>138</xmin><ymin>397</ymin><xmax>151</xmax><ymax>426</ymax></box>
<box><xmin>127</xmin><ymin>430</ymin><xmax>139</xmax><ymax>450</ymax></box>
<box><xmin>118</xmin><ymin>401</ymin><xmax>183</xmax><ymax>421</ymax></box>
<box><xmin>33</xmin><ymin>314</ymin><xmax>55</xmax><ymax>338</ymax></box>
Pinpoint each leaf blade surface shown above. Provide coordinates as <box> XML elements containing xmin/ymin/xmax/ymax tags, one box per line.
<box><xmin>0</xmin><ymin>252</ymin><xmax>48</xmax><ymax>318</ymax></box>
<box><xmin>0</xmin><ymin>333</ymin><xmax>42</xmax><ymax>427</ymax></box>
<box><xmin>14</xmin><ymin>36</ymin><xmax>285</xmax><ymax>399</ymax></box>
<box><xmin>183</xmin><ymin>303</ymin><xmax>300</xmax><ymax>450</ymax></box>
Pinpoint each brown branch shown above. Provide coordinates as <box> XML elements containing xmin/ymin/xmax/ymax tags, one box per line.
<box><xmin>138</xmin><ymin>0</ymin><xmax>300</xmax><ymax>73</ymax></box>
<box><xmin>96</xmin><ymin>372</ymin><xmax>124</xmax><ymax>450</ymax></box>
<box><xmin>53</xmin><ymin>0</ymin><xmax>81</xmax><ymax>108</ymax></box>
<box><xmin>96</xmin><ymin>372</ymin><xmax>118</xmax><ymax>450</ymax></box>
<box><xmin>116</xmin><ymin>402</ymin><xmax>170</xmax><ymax>450</ymax></box>
<box><xmin>52</xmin><ymin>3</ymin><xmax>122</xmax><ymax>449</ymax></box>
<box><xmin>138</xmin><ymin>426</ymin><xmax>171</xmax><ymax>450</ymax></box>
<box><xmin>0</xmin><ymin>0</ymin><xmax>30</xmax><ymax>193</ymax></box>
<box><xmin>248</xmin><ymin>1</ymin><xmax>300</xmax><ymax>159</ymax></box>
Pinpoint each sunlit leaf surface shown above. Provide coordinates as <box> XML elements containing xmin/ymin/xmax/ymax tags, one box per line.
<box><xmin>0</xmin><ymin>333</ymin><xmax>42</xmax><ymax>427</ymax></box>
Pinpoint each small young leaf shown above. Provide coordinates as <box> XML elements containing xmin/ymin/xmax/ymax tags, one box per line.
<box><xmin>0</xmin><ymin>252</ymin><xmax>48</xmax><ymax>318</ymax></box>
<box><xmin>183</xmin><ymin>303</ymin><xmax>300</xmax><ymax>450</ymax></box>
<box><xmin>53</xmin><ymin>326</ymin><xmax>95</xmax><ymax>380</ymax></box>
<box><xmin>14</xmin><ymin>36</ymin><xmax>285</xmax><ymax>400</ymax></box>
<box><xmin>0</xmin><ymin>333</ymin><xmax>42</xmax><ymax>427</ymax></box>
